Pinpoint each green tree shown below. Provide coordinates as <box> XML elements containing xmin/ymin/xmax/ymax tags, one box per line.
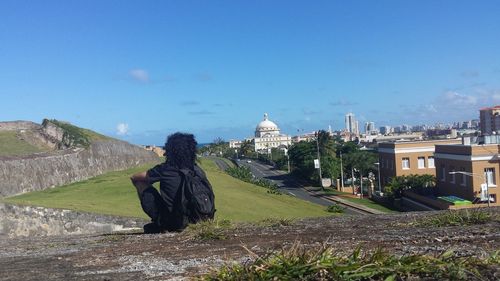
<box><xmin>288</xmin><ymin>141</ymin><xmax>316</xmax><ymax>181</ymax></box>
<box><xmin>239</xmin><ymin>140</ymin><xmax>256</xmax><ymax>158</ymax></box>
<box><xmin>385</xmin><ymin>174</ymin><xmax>437</xmax><ymax>198</ymax></box>
<box><xmin>288</xmin><ymin>131</ymin><xmax>342</xmax><ymax>183</ymax></box>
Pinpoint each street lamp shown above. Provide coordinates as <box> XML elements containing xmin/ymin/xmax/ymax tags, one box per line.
<box><xmin>374</xmin><ymin>162</ymin><xmax>381</xmax><ymax>193</ymax></box>
<box><xmin>449</xmin><ymin>171</ymin><xmax>490</xmax><ymax>207</ymax></box>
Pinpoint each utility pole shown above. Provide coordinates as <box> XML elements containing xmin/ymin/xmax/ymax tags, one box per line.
<box><xmin>315</xmin><ymin>131</ymin><xmax>323</xmax><ymax>189</ymax></box>
<box><xmin>375</xmin><ymin>162</ymin><xmax>381</xmax><ymax>193</ymax></box>
<box><xmin>285</xmin><ymin>147</ymin><xmax>291</xmax><ymax>173</ymax></box>
<box><xmin>359</xmin><ymin>169</ymin><xmax>363</xmax><ymax>199</ymax></box>
<box><xmin>340</xmin><ymin>151</ymin><xmax>344</xmax><ymax>190</ymax></box>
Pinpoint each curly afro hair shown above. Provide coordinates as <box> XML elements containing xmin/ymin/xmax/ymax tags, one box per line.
<box><xmin>164</xmin><ymin>132</ymin><xmax>198</xmax><ymax>170</ymax></box>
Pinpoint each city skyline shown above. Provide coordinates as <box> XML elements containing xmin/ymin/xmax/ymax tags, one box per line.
<box><xmin>1</xmin><ymin>1</ymin><xmax>500</xmax><ymax>144</ymax></box>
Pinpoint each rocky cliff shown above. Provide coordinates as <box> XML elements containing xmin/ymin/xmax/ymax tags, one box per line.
<box><xmin>0</xmin><ymin>120</ymin><xmax>159</xmax><ymax>197</ymax></box>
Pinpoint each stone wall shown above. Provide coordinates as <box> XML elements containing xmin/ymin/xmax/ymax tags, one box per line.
<box><xmin>0</xmin><ymin>202</ymin><xmax>147</xmax><ymax>238</ymax></box>
<box><xmin>0</xmin><ymin>140</ymin><xmax>159</xmax><ymax>197</ymax></box>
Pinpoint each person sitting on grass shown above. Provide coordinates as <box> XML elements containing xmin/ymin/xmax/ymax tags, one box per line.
<box><xmin>130</xmin><ymin>132</ymin><xmax>215</xmax><ymax>234</ymax></box>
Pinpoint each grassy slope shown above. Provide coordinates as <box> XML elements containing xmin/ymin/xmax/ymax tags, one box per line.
<box><xmin>6</xmin><ymin>158</ymin><xmax>331</xmax><ymax>222</ymax></box>
<box><xmin>201</xmin><ymin>158</ymin><xmax>331</xmax><ymax>221</ymax></box>
<box><xmin>0</xmin><ymin>131</ymin><xmax>47</xmax><ymax>156</ymax></box>
<box><xmin>317</xmin><ymin>188</ymin><xmax>397</xmax><ymax>213</ymax></box>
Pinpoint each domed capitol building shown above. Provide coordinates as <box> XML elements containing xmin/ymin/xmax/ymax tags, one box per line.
<box><xmin>253</xmin><ymin>113</ymin><xmax>291</xmax><ymax>152</ymax></box>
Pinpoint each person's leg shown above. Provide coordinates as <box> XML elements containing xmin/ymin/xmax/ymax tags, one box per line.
<box><xmin>139</xmin><ymin>186</ymin><xmax>163</xmax><ymax>222</ymax></box>
<box><xmin>138</xmin><ymin>186</ymin><xmax>168</xmax><ymax>233</ymax></box>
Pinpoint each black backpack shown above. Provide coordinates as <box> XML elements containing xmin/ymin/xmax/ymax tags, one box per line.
<box><xmin>170</xmin><ymin>168</ymin><xmax>215</xmax><ymax>230</ymax></box>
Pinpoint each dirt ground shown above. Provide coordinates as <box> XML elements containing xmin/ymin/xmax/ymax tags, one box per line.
<box><xmin>0</xmin><ymin>209</ymin><xmax>499</xmax><ymax>281</ymax></box>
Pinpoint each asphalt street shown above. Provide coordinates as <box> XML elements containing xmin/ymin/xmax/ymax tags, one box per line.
<box><xmin>237</xmin><ymin>159</ymin><xmax>364</xmax><ymax>215</ymax></box>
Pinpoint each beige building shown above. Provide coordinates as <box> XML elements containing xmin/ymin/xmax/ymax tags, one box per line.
<box><xmin>480</xmin><ymin>105</ymin><xmax>500</xmax><ymax>135</ymax></box>
<box><xmin>229</xmin><ymin>140</ymin><xmax>242</xmax><ymax>148</ymax></box>
<box><xmin>143</xmin><ymin>145</ymin><xmax>165</xmax><ymax>157</ymax></box>
<box><xmin>434</xmin><ymin>141</ymin><xmax>499</xmax><ymax>206</ymax></box>
<box><xmin>378</xmin><ymin>139</ymin><xmax>461</xmax><ymax>187</ymax></box>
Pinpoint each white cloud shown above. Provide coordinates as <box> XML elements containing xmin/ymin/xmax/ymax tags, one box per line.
<box><xmin>116</xmin><ymin>123</ymin><xmax>129</xmax><ymax>135</ymax></box>
<box><xmin>493</xmin><ymin>91</ymin><xmax>500</xmax><ymax>102</ymax></box>
<box><xmin>441</xmin><ymin>91</ymin><xmax>477</xmax><ymax>106</ymax></box>
<box><xmin>129</xmin><ymin>69</ymin><xmax>149</xmax><ymax>83</ymax></box>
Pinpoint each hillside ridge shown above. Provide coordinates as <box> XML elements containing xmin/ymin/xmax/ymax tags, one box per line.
<box><xmin>0</xmin><ymin>119</ymin><xmax>159</xmax><ymax>197</ymax></box>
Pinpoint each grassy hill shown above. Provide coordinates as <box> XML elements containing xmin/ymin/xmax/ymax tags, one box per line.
<box><xmin>0</xmin><ymin>131</ymin><xmax>49</xmax><ymax>156</ymax></box>
<box><xmin>44</xmin><ymin>119</ymin><xmax>110</xmax><ymax>148</ymax></box>
<box><xmin>0</xmin><ymin>119</ymin><xmax>111</xmax><ymax>157</ymax></box>
<box><xmin>5</xmin><ymin>158</ymin><xmax>331</xmax><ymax>222</ymax></box>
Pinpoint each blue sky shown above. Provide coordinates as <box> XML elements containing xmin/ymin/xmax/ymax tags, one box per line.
<box><xmin>1</xmin><ymin>1</ymin><xmax>499</xmax><ymax>145</ymax></box>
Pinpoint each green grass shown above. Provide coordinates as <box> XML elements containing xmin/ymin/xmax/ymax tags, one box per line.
<box><xmin>201</xmin><ymin>158</ymin><xmax>332</xmax><ymax>221</ymax></box>
<box><xmin>5</xmin><ymin>164</ymin><xmax>152</xmax><ymax>218</ymax></box>
<box><xmin>0</xmin><ymin>131</ymin><xmax>47</xmax><ymax>156</ymax></box>
<box><xmin>341</xmin><ymin>197</ymin><xmax>397</xmax><ymax>213</ymax></box>
<box><xmin>412</xmin><ymin>209</ymin><xmax>498</xmax><ymax>227</ymax></box>
<box><xmin>45</xmin><ymin>119</ymin><xmax>110</xmax><ymax>148</ymax></box>
<box><xmin>203</xmin><ymin>244</ymin><xmax>500</xmax><ymax>280</ymax></box>
<box><xmin>219</xmin><ymin>157</ymin><xmax>235</xmax><ymax>169</ymax></box>
<box><xmin>6</xmin><ymin>158</ymin><xmax>331</xmax><ymax>222</ymax></box>
<box><xmin>317</xmin><ymin>188</ymin><xmax>397</xmax><ymax>213</ymax></box>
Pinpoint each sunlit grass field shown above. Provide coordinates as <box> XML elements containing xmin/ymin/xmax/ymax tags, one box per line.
<box><xmin>6</xmin><ymin>158</ymin><xmax>331</xmax><ymax>222</ymax></box>
<box><xmin>0</xmin><ymin>131</ymin><xmax>48</xmax><ymax>156</ymax></box>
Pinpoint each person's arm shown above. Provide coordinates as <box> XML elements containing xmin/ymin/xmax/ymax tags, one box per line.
<box><xmin>130</xmin><ymin>171</ymin><xmax>149</xmax><ymax>195</ymax></box>
<box><xmin>131</xmin><ymin>171</ymin><xmax>148</xmax><ymax>184</ymax></box>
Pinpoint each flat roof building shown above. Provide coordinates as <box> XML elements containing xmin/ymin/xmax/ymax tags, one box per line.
<box><xmin>378</xmin><ymin>139</ymin><xmax>461</xmax><ymax>187</ymax></box>
<box><xmin>434</xmin><ymin>141</ymin><xmax>499</xmax><ymax>206</ymax></box>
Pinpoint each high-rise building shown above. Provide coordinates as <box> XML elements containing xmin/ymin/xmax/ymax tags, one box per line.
<box><xmin>480</xmin><ymin>105</ymin><xmax>500</xmax><ymax>135</ymax></box>
<box><xmin>345</xmin><ymin>113</ymin><xmax>359</xmax><ymax>135</ymax></box>
<box><xmin>380</xmin><ymin>126</ymin><xmax>392</xmax><ymax>135</ymax></box>
<box><xmin>365</xmin><ymin>122</ymin><xmax>375</xmax><ymax>134</ymax></box>
<box><xmin>471</xmin><ymin>119</ymin><xmax>480</xmax><ymax>129</ymax></box>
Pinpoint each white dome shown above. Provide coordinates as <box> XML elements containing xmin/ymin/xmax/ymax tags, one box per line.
<box><xmin>256</xmin><ymin>113</ymin><xmax>279</xmax><ymax>131</ymax></box>
<box><xmin>255</xmin><ymin>113</ymin><xmax>280</xmax><ymax>137</ymax></box>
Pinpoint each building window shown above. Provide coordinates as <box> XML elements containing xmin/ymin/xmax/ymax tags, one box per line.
<box><xmin>418</xmin><ymin>157</ymin><xmax>425</xmax><ymax>169</ymax></box>
<box><xmin>428</xmin><ymin>156</ymin><xmax>435</xmax><ymax>168</ymax></box>
<box><xmin>450</xmin><ymin>168</ymin><xmax>455</xmax><ymax>184</ymax></box>
<box><xmin>390</xmin><ymin>160</ymin><xmax>394</xmax><ymax>170</ymax></box>
<box><xmin>402</xmin><ymin>158</ymin><xmax>410</xmax><ymax>169</ymax></box>
<box><xmin>440</xmin><ymin>165</ymin><xmax>446</xmax><ymax>182</ymax></box>
<box><xmin>380</xmin><ymin>159</ymin><xmax>384</xmax><ymax>168</ymax></box>
<box><xmin>485</xmin><ymin>168</ymin><xmax>496</xmax><ymax>186</ymax></box>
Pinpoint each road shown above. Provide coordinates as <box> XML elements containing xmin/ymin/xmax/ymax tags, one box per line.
<box><xmin>237</xmin><ymin>159</ymin><xmax>365</xmax><ymax>215</ymax></box>
<box><xmin>210</xmin><ymin>157</ymin><xmax>232</xmax><ymax>171</ymax></box>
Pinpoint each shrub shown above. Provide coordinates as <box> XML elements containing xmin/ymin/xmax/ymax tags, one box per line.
<box><xmin>186</xmin><ymin>219</ymin><xmax>232</xmax><ymax>241</ymax></box>
<box><xmin>385</xmin><ymin>174</ymin><xmax>437</xmax><ymax>199</ymax></box>
<box><xmin>413</xmin><ymin>209</ymin><xmax>497</xmax><ymax>227</ymax></box>
<box><xmin>226</xmin><ymin>166</ymin><xmax>282</xmax><ymax>195</ymax></box>
<box><xmin>326</xmin><ymin>203</ymin><xmax>345</xmax><ymax>213</ymax></box>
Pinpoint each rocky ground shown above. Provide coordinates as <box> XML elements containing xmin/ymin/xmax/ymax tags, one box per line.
<box><xmin>0</xmin><ymin>209</ymin><xmax>499</xmax><ymax>281</ymax></box>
